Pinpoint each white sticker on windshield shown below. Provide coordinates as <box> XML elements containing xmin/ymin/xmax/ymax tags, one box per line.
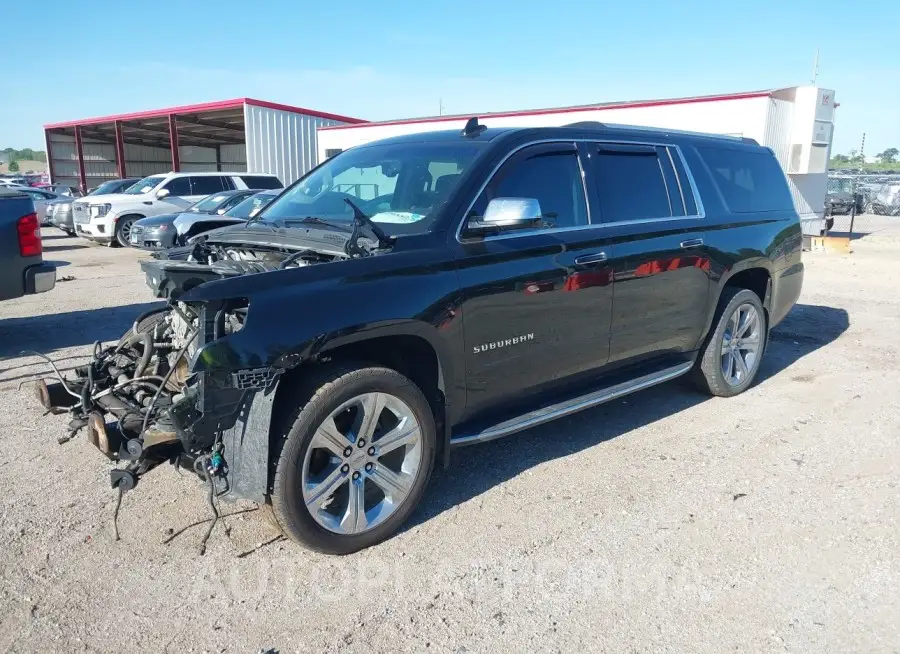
<box><xmin>210</xmin><ymin>195</ymin><xmax>227</xmax><ymax>203</ymax></box>
<box><xmin>370</xmin><ymin>211</ymin><xmax>424</xmax><ymax>224</ymax></box>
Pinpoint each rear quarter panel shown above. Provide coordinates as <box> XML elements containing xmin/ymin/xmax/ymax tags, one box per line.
<box><xmin>680</xmin><ymin>144</ymin><xmax>803</xmax><ymax>339</ymax></box>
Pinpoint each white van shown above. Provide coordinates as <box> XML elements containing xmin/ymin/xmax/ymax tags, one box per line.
<box><xmin>72</xmin><ymin>172</ymin><xmax>282</xmax><ymax>246</ymax></box>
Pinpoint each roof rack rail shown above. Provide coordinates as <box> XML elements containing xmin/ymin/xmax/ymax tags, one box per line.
<box><xmin>565</xmin><ymin>121</ymin><xmax>606</xmax><ymax>128</ymax></box>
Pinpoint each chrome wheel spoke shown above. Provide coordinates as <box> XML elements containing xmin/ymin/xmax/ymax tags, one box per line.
<box><xmin>737</xmin><ymin>310</ymin><xmax>757</xmax><ymax>338</ymax></box>
<box><xmin>312</xmin><ymin>417</ymin><xmax>351</xmax><ymax>456</ymax></box>
<box><xmin>305</xmin><ymin>465</ymin><xmax>347</xmax><ymax>509</ymax></box>
<box><xmin>369</xmin><ymin>464</ymin><xmax>412</xmax><ymax>501</ymax></box>
<box><xmin>375</xmin><ymin>417</ymin><xmax>420</xmax><ymax>456</ymax></box>
<box><xmin>356</xmin><ymin>393</ymin><xmax>386</xmax><ymax>441</ymax></box>
<box><xmin>340</xmin><ymin>478</ymin><xmax>368</xmax><ymax>533</ymax></box>
<box><xmin>301</xmin><ymin>390</ymin><xmax>424</xmax><ymax>535</ymax></box>
<box><xmin>734</xmin><ymin>351</ymin><xmax>749</xmax><ymax>378</ymax></box>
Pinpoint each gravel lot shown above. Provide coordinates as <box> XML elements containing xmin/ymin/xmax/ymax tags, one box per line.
<box><xmin>1</xmin><ymin>222</ymin><xmax>899</xmax><ymax>653</ymax></box>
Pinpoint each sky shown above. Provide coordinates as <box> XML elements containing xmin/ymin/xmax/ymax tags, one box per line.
<box><xmin>3</xmin><ymin>0</ymin><xmax>898</xmax><ymax>155</ymax></box>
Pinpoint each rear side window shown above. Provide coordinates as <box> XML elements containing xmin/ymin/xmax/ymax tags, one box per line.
<box><xmin>239</xmin><ymin>175</ymin><xmax>283</xmax><ymax>190</ymax></box>
<box><xmin>591</xmin><ymin>144</ymin><xmax>672</xmax><ymax>221</ymax></box>
<box><xmin>163</xmin><ymin>177</ymin><xmax>192</xmax><ymax>196</ymax></box>
<box><xmin>189</xmin><ymin>176</ymin><xmax>229</xmax><ymax>196</ymax></box>
<box><xmin>698</xmin><ymin>147</ymin><xmax>794</xmax><ymax>213</ymax></box>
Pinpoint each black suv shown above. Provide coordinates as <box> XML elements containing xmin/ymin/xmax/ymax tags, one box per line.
<box><xmin>38</xmin><ymin>121</ymin><xmax>803</xmax><ymax>554</ymax></box>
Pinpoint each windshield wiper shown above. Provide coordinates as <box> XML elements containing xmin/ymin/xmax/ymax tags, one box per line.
<box><xmin>343</xmin><ymin>198</ymin><xmax>393</xmax><ymax>256</ymax></box>
<box><xmin>294</xmin><ymin>216</ymin><xmax>351</xmax><ymax>230</ymax></box>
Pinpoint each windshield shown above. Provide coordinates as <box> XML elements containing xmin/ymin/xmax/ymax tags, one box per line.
<box><xmin>92</xmin><ymin>180</ymin><xmax>128</xmax><ymax>195</ymax></box>
<box><xmin>259</xmin><ymin>142</ymin><xmax>485</xmax><ymax>234</ymax></box>
<box><xmin>124</xmin><ymin>175</ymin><xmax>165</xmax><ymax>195</ymax></box>
<box><xmin>189</xmin><ymin>193</ymin><xmax>231</xmax><ymax>213</ymax></box>
<box><xmin>227</xmin><ymin>192</ymin><xmax>277</xmax><ymax>219</ymax></box>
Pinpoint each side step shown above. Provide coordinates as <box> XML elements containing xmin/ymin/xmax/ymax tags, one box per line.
<box><xmin>450</xmin><ymin>361</ymin><xmax>693</xmax><ymax>448</ymax></box>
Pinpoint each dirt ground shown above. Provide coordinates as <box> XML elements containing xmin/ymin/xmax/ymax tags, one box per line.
<box><xmin>1</xmin><ymin>219</ymin><xmax>898</xmax><ymax>653</ymax></box>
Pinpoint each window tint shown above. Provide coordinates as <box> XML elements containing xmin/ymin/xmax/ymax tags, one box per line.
<box><xmin>698</xmin><ymin>146</ymin><xmax>794</xmax><ymax>213</ymax></box>
<box><xmin>189</xmin><ymin>176</ymin><xmax>228</xmax><ymax>196</ymax></box>
<box><xmin>473</xmin><ymin>149</ymin><xmax>587</xmax><ymax>232</ymax></box>
<box><xmin>239</xmin><ymin>175</ymin><xmax>283</xmax><ymax>190</ymax></box>
<box><xmin>219</xmin><ymin>192</ymin><xmax>250</xmax><ymax>212</ymax></box>
<box><xmin>163</xmin><ymin>177</ymin><xmax>192</xmax><ymax>196</ymax></box>
<box><xmin>592</xmin><ymin>145</ymin><xmax>672</xmax><ymax>221</ymax></box>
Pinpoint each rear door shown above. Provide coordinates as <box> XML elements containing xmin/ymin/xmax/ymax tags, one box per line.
<box><xmin>583</xmin><ymin>141</ymin><xmax>710</xmax><ymax>365</ymax></box>
<box><xmin>452</xmin><ymin>142</ymin><xmax>614</xmax><ymax>420</ymax></box>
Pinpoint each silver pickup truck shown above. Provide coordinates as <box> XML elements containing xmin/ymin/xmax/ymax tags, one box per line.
<box><xmin>0</xmin><ymin>188</ymin><xmax>56</xmax><ymax>301</ymax></box>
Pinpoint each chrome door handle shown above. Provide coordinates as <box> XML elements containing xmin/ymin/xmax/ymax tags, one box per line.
<box><xmin>574</xmin><ymin>252</ymin><xmax>608</xmax><ymax>266</ymax></box>
<box><xmin>680</xmin><ymin>238</ymin><xmax>704</xmax><ymax>249</ymax></box>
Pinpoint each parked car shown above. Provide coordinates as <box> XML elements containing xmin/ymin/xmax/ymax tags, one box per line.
<box><xmin>87</xmin><ymin>177</ymin><xmax>142</xmax><ymax>195</ymax></box>
<box><xmin>36</xmin><ymin>122</ymin><xmax>803</xmax><ymax>555</ymax></box>
<box><xmin>71</xmin><ymin>172</ymin><xmax>283</xmax><ymax>247</ymax></box>
<box><xmin>171</xmin><ymin>189</ymin><xmax>279</xmax><ymax>244</ymax></box>
<box><xmin>10</xmin><ymin>187</ymin><xmax>69</xmax><ymax>225</ymax></box>
<box><xmin>128</xmin><ymin>189</ymin><xmax>261</xmax><ymax>250</ymax></box>
<box><xmin>866</xmin><ymin>183</ymin><xmax>900</xmax><ymax>216</ymax></box>
<box><xmin>36</xmin><ymin>183</ymin><xmax>83</xmax><ymax>197</ymax></box>
<box><xmin>0</xmin><ymin>188</ymin><xmax>55</xmax><ymax>301</ymax></box>
<box><xmin>46</xmin><ymin>178</ymin><xmax>144</xmax><ymax>236</ymax></box>
<box><xmin>0</xmin><ymin>177</ymin><xmax>29</xmax><ymax>187</ymax></box>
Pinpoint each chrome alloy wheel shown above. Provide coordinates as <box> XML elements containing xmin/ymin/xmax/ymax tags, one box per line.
<box><xmin>721</xmin><ymin>302</ymin><xmax>762</xmax><ymax>386</ymax></box>
<box><xmin>301</xmin><ymin>392</ymin><xmax>423</xmax><ymax>535</ymax></box>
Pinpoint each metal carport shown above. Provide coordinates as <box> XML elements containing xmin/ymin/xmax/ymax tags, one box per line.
<box><xmin>44</xmin><ymin>98</ymin><xmax>366</xmax><ymax>192</ymax></box>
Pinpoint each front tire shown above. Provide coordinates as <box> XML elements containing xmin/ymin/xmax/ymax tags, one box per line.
<box><xmin>694</xmin><ymin>288</ymin><xmax>766</xmax><ymax>397</ymax></box>
<box><xmin>270</xmin><ymin>364</ymin><xmax>437</xmax><ymax>555</ymax></box>
<box><xmin>114</xmin><ymin>217</ymin><xmax>138</xmax><ymax>247</ymax></box>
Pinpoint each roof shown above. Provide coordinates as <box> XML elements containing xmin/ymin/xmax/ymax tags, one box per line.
<box><xmin>360</xmin><ymin>126</ymin><xmax>515</xmax><ymax>146</ymax></box>
<box><xmin>43</xmin><ymin>98</ymin><xmax>367</xmax><ymax>130</ymax></box>
<box><xmin>320</xmin><ymin>89</ymin><xmax>773</xmax><ymax>131</ymax></box>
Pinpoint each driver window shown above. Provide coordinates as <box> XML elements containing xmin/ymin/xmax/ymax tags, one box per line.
<box><xmin>468</xmin><ymin>150</ymin><xmax>588</xmax><ymax>233</ymax></box>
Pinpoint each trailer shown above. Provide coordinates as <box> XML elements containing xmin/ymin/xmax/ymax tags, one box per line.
<box><xmin>318</xmin><ymin>86</ymin><xmax>836</xmax><ymax>235</ymax></box>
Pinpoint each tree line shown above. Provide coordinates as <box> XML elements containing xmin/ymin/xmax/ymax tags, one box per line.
<box><xmin>2</xmin><ymin>148</ymin><xmax>48</xmax><ymax>173</ymax></box>
<box><xmin>830</xmin><ymin>147</ymin><xmax>898</xmax><ymax>170</ymax></box>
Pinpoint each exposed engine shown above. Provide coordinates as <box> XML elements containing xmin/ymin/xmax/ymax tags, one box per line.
<box><xmin>35</xmin><ymin>238</ymin><xmax>342</xmax><ymax>492</ymax></box>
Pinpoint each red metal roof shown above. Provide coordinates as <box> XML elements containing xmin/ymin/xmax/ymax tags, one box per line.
<box><xmin>319</xmin><ymin>90</ymin><xmax>773</xmax><ymax>131</ymax></box>
<box><xmin>43</xmin><ymin>98</ymin><xmax>367</xmax><ymax>130</ymax></box>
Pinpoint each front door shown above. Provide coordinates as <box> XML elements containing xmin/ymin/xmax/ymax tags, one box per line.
<box><xmin>582</xmin><ymin>142</ymin><xmax>710</xmax><ymax>364</ymax></box>
<box><xmin>452</xmin><ymin>142</ymin><xmax>614</xmax><ymax>420</ymax></box>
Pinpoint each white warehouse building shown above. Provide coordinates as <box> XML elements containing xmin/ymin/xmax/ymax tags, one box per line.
<box><xmin>317</xmin><ymin>86</ymin><xmax>837</xmax><ymax>234</ymax></box>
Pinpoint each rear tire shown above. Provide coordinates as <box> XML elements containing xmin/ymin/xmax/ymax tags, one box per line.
<box><xmin>270</xmin><ymin>363</ymin><xmax>436</xmax><ymax>555</ymax></box>
<box><xmin>693</xmin><ymin>288</ymin><xmax>766</xmax><ymax>397</ymax></box>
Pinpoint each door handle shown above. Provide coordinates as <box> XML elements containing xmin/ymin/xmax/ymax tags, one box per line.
<box><xmin>680</xmin><ymin>238</ymin><xmax>704</xmax><ymax>249</ymax></box>
<box><xmin>574</xmin><ymin>252</ymin><xmax>608</xmax><ymax>266</ymax></box>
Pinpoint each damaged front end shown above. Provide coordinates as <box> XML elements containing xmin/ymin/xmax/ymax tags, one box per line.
<box><xmin>35</xmin><ymin>298</ymin><xmax>256</xmax><ymax>494</ymax></box>
<box><xmin>35</xmin><ymin>232</ymin><xmax>352</xmax><ymax>504</ymax></box>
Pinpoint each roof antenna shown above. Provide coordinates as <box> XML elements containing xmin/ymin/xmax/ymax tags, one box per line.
<box><xmin>461</xmin><ymin>117</ymin><xmax>487</xmax><ymax>138</ymax></box>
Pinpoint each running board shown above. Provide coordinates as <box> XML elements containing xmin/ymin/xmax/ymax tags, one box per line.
<box><xmin>450</xmin><ymin>361</ymin><xmax>693</xmax><ymax>447</ymax></box>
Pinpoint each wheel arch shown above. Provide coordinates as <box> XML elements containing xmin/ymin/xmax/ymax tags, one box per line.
<box><xmin>696</xmin><ymin>263</ymin><xmax>773</xmax><ymax>350</ymax></box>
<box><xmin>270</xmin><ymin>320</ymin><xmax>456</xmax><ymax>464</ymax></box>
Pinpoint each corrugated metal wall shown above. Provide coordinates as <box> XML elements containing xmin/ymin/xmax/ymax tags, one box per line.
<box><xmin>244</xmin><ymin>104</ymin><xmax>344</xmax><ymax>184</ymax></box>
<box><xmin>48</xmin><ymin>133</ymin><xmax>248</xmax><ymax>187</ymax></box>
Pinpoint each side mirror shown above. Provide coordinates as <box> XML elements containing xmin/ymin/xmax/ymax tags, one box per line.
<box><xmin>156</xmin><ymin>188</ymin><xmax>170</xmax><ymax>199</ymax></box>
<box><xmin>467</xmin><ymin>198</ymin><xmax>543</xmax><ymax>234</ymax></box>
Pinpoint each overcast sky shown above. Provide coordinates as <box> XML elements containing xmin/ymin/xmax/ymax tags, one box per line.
<box><xmin>3</xmin><ymin>0</ymin><xmax>897</xmax><ymax>155</ymax></box>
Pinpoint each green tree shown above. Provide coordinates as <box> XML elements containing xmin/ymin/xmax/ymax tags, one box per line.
<box><xmin>8</xmin><ymin>160</ymin><xmax>19</xmax><ymax>172</ymax></box>
<box><xmin>877</xmin><ymin>148</ymin><xmax>898</xmax><ymax>164</ymax></box>
<box><xmin>830</xmin><ymin>153</ymin><xmax>851</xmax><ymax>166</ymax></box>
